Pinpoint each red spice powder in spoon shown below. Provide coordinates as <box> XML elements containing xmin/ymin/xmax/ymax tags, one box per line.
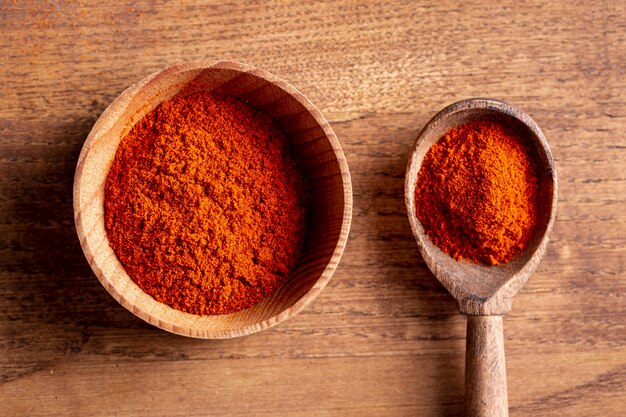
<box><xmin>415</xmin><ymin>119</ymin><xmax>540</xmax><ymax>265</ymax></box>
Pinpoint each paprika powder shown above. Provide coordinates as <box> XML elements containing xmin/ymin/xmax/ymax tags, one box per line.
<box><xmin>415</xmin><ymin>119</ymin><xmax>540</xmax><ymax>265</ymax></box>
<box><xmin>104</xmin><ymin>91</ymin><xmax>309</xmax><ymax>315</ymax></box>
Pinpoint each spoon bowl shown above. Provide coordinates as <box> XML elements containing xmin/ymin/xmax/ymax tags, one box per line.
<box><xmin>405</xmin><ymin>98</ymin><xmax>557</xmax><ymax>315</ymax></box>
<box><xmin>405</xmin><ymin>98</ymin><xmax>557</xmax><ymax>416</ymax></box>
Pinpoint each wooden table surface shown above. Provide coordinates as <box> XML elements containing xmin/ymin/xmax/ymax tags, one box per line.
<box><xmin>1</xmin><ymin>1</ymin><xmax>624</xmax><ymax>416</ymax></box>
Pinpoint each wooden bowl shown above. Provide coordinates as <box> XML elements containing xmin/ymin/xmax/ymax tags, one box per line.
<box><xmin>74</xmin><ymin>61</ymin><xmax>353</xmax><ymax>339</ymax></box>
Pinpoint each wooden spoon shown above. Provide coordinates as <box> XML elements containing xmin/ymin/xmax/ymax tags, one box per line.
<box><xmin>404</xmin><ymin>99</ymin><xmax>557</xmax><ymax>417</ymax></box>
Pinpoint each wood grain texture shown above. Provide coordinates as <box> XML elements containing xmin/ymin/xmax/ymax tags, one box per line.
<box><xmin>466</xmin><ymin>316</ymin><xmax>509</xmax><ymax>417</ymax></box>
<box><xmin>1</xmin><ymin>1</ymin><xmax>625</xmax><ymax>416</ymax></box>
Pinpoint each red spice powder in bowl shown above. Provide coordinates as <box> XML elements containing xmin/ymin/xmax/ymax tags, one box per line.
<box><xmin>104</xmin><ymin>91</ymin><xmax>310</xmax><ymax>316</ymax></box>
<box><xmin>74</xmin><ymin>61</ymin><xmax>352</xmax><ymax>338</ymax></box>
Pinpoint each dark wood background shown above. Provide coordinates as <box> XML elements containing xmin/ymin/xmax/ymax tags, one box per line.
<box><xmin>1</xmin><ymin>1</ymin><xmax>624</xmax><ymax>416</ymax></box>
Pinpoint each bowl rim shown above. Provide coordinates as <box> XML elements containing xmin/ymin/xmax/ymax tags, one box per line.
<box><xmin>73</xmin><ymin>60</ymin><xmax>353</xmax><ymax>338</ymax></box>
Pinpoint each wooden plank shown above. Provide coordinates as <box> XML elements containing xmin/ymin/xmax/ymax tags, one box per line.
<box><xmin>1</xmin><ymin>0</ymin><xmax>625</xmax><ymax>416</ymax></box>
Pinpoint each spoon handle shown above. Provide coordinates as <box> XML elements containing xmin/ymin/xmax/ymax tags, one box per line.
<box><xmin>465</xmin><ymin>315</ymin><xmax>509</xmax><ymax>417</ymax></box>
